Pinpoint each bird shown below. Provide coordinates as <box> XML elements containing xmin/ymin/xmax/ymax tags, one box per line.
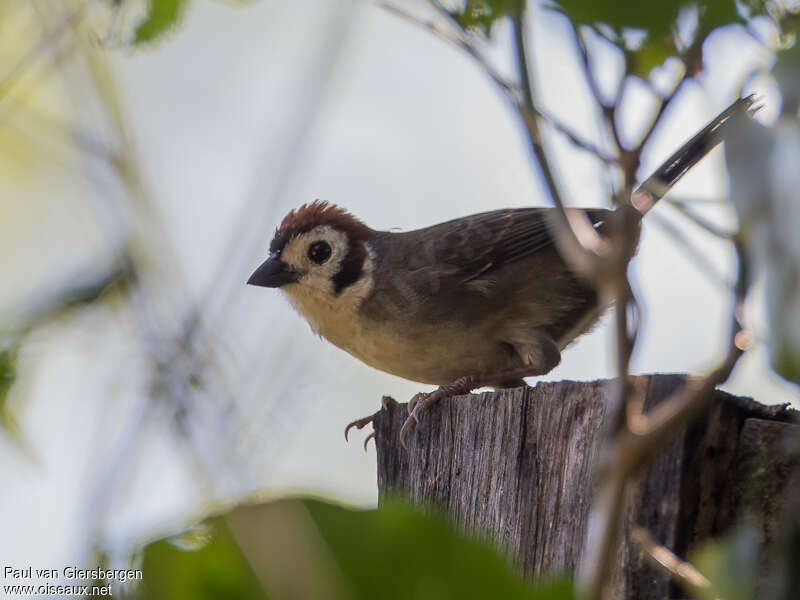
<box><xmin>247</xmin><ymin>97</ymin><xmax>755</xmax><ymax>448</ymax></box>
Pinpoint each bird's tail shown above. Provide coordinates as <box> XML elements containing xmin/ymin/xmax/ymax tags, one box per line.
<box><xmin>632</xmin><ymin>96</ymin><xmax>758</xmax><ymax>214</ymax></box>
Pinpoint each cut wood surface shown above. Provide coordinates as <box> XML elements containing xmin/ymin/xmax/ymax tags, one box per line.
<box><xmin>373</xmin><ymin>374</ymin><xmax>799</xmax><ymax>598</ymax></box>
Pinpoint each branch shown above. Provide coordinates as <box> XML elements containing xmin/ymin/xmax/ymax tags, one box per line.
<box><xmin>510</xmin><ymin>7</ymin><xmax>605</xmax><ymax>279</ymax></box>
<box><xmin>382</xmin><ymin>2</ymin><xmax>615</xmax><ymax>167</ymax></box>
<box><xmin>577</xmin><ymin>237</ymin><xmax>749</xmax><ymax>599</ymax></box>
<box><xmin>568</xmin><ymin>22</ymin><xmax>626</xmax><ymax>156</ymax></box>
<box><xmin>538</xmin><ymin>106</ymin><xmax>617</xmax><ymax>166</ymax></box>
<box><xmin>636</xmin><ymin>69</ymin><xmax>690</xmax><ymax>152</ymax></box>
<box><xmin>380</xmin><ymin>2</ymin><xmax>517</xmax><ymax>96</ymax></box>
<box><xmin>649</xmin><ymin>212</ymin><xmax>733</xmax><ymax>288</ymax></box>
<box><xmin>664</xmin><ymin>197</ymin><xmax>735</xmax><ymax>239</ymax></box>
<box><xmin>632</xmin><ymin>527</ymin><xmax>711</xmax><ymax>592</ymax></box>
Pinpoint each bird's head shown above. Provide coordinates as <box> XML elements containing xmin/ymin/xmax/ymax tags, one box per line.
<box><xmin>247</xmin><ymin>201</ymin><xmax>374</xmax><ymax>301</ymax></box>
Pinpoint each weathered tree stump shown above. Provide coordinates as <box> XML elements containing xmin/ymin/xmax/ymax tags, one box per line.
<box><xmin>373</xmin><ymin>374</ymin><xmax>799</xmax><ymax>598</ymax></box>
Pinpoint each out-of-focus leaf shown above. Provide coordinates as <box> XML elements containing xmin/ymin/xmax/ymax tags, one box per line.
<box><xmin>557</xmin><ymin>0</ymin><xmax>683</xmax><ymax>38</ymax></box>
<box><xmin>303</xmin><ymin>497</ymin><xmax>572</xmax><ymax>600</ymax></box>
<box><xmin>697</xmin><ymin>0</ymin><xmax>741</xmax><ymax>31</ymax></box>
<box><xmin>690</xmin><ymin>525</ymin><xmax>759</xmax><ymax>600</ymax></box>
<box><xmin>11</xmin><ymin>258</ymin><xmax>133</xmax><ymax>331</ymax></box>
<box><xmin>450</xmin><ymin>0</ymin><xmax>522</xmax><ymax>36</ymax></box>
<box><xmin>773</xmin><ymin>39</ymin><xmax>800</xmax><ymax>114</ymax></box>
<box><xmin>726</xmin><ymin>44</ymin><xmax>800</xmax><ymax>385</ymax></box>
<box><xmin>558</xmin><ymin>0</ymin><xmax>741</xmax><ymax>33</ymax></box>
<box><xmin>134</xmin><ymin>0</ymin><xmax>188</xmax><ymax>44</ymax></box>
<box><xmin>558</xmin><ymin>1</ymin><xmax>744</xmax><ymax>77</ymax></box>
<box><xmin>626</xmin><ymin>35</ymin><xmax>676</xmax><ymax>78</ymax></box>
<box><xmin>139</xmin><ymin>517</ymin><xmax>264</xmax><ymax>600</ymax></box>
<box><xmin>766</xmin><ymin>43</ymin><xmax>800</xmax><ymax>384</ymax></box>
<box><xmin>0</xmin><ymin>345</ymin><xmax>18</xmax><ymax>434</ymax></box>
<box><xmin>0</xmin><ymin>261</ymin><xmax>130</xmax><ymax>438</ymax></box>
<box><xmin>137</xmin><ymin>497</ymin><xmax>575</xmax><ymax>600</ymax></box>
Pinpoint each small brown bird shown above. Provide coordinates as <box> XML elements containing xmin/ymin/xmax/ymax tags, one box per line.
<box><xmin>248</xmin><ymin>97</ymin><xmax>753</xmax><ymax>447</ymax></box>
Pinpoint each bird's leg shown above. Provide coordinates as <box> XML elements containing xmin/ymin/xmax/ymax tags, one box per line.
<box><xmin>399</xmin><ymin>364</ymin><xmax>553</xmax><ymax>448</ymax></box>
<box><xmin>344</xmin><ymin>395</ymin><xmax>398</xmax><ymax>449</ymax></box>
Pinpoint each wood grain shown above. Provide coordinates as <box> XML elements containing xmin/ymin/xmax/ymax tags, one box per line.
<box><xmin>373</xmin><ymin>375</ymin><xmax>799</xmax><ymax>598</ymax></box>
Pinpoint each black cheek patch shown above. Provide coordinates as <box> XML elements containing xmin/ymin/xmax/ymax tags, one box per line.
<box><xmin>332</xmin><ymin>243</ymin><xmax>366</xmax><ymax>295</ymax></box>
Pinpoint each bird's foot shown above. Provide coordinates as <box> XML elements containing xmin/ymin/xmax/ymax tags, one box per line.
<box><xmin>344</xmin><ymin>395</ymin><xmax>397</xmax><ymax>451</ymax></box>
<box><xmin>400</xmin><ymin>376</ymin><xmax>477</xmax><ymax>449</ymax></box>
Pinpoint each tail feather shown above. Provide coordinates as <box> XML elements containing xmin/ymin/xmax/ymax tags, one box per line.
<box><xmin>632</xmin><ymin>95</ymin><xmax>756</xmax><ymax>214</ymax></box>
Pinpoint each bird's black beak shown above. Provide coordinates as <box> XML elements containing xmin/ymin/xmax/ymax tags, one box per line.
<box><xmin>247</xmin><ymin>255</ymin><xmax>299</xmax><ymax>288</ymax></box>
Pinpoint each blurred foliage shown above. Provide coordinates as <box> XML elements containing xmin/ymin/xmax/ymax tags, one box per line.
<box><xmin>0</xmin><ymin>344</ymin><xmax>18</xmax><ymax>434</ymax></box>
<box><xmin>449</xmin><ymin>0</ymin><xmax>522</xmax><ymax>35</ymax></box>
<box><xmin>140</xmin><ymin>519</ymin><xmax>263</xmax><ymax>600</ymax></box>
<box><xmin>443</xmin><ymin>0</ymin><xmax>772</xmax><ymax>78</ymax></box>
<box><xmin>136</xmin><ymin>497</ymin><xmax>574</xmax><ymax>600</ymax></box>
<box><xmin>556</xmin><ymin>0</ymin><xmax>739</xmax><ymax>35</ymax></box>
<box><xmin>690</xmin><ymin>525</ymin><xmax>759</xmax><ymax>600</ymax></box>
<box><xmin>0</xmin><ymin>3</ymin><xmax>78</xmax><ymax>181</ymax></box>
<box><xmin>134</xmin><ymin>0</ymin><xmax>187</xmax><ymax>44</ymax></box>
<box><xmin>557</xmin><ymin>0</ymin><xmax>743</xmax><ymax>78</ymax></box>
<box><xmin>726</xmin><ymin>41</ymin><xmax>800</xmax><ymax>386</ymax></box>
<box><xmin>0</xmin><ymin>260</ymin><xmax>131</xmax><ymax>436</ymax></box>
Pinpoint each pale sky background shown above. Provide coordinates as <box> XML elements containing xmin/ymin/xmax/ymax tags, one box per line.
<box><xmin>0</xmin><ymin>0</ymin><xmax>797</xmax><ymax>584</ymax></box>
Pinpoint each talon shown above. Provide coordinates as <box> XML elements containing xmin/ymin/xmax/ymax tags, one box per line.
<box><xmin>344</xmin><ymin>415</ymin><xmax>373</xmax><ymax>442</ymax></box>
<box><xmin>408</xmin><ymin>392</ymin><xmax>426</xmax><ymax>415</ymax></box>
<box><xmin>399</xmin><ymin>414</ymin><xmax>418</xmax><ymax>449</ymax></box>
<box><xmin>363</xmin><ymin>432</ymin><xmax>375</xmax><ymax>451</ymax></box>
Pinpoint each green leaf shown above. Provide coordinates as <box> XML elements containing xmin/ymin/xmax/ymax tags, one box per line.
<box><xmin>690</xmin><ymin>525</ymin><xmax>759</xmax><ymax>600</ymax></box>
<box><xmin>303</xmin><ymin>497</ymin><xmax>572</xmax><ymax>600</ymax></box>
<box><xmin>134</xmin><ymin>0</ymin><xmax>188</xmax><ymax>45</ymax></box>
<box><xmin>138</xmin><ymin>519</ymin><xmax>264</xmax><ymax>600</ymax></box>
<box><xmin>559</xmin><ymin>1</ymin><xmax>743</xmax><ymax>76</ymax></box>
<box><xmin>137</xmin><ymin>497</ymin><xmax>575</xmax><ymax>600</ymax></box>
<box><xmin>0</xmin><ymin>345</ymin><xmax>18</xmax><ymax>434</ymax></box>
<box><xmin>450</xmin><ymin>0</ymin><xmax>523</xmax><ymax>36</ymax></box>
<box><xmin>557</xmin><ymin>0</ymin><xmax>683</xmax><ymax>37</ymax></box>
<box><xmin>697</xmin><ymin>0</ymin><xmax>741</xmax><ymax>32</ymax></box>
<box><xmin>626</xmin><ymin>35</ymin><xmax>677</xmax><ymax>78</ymax></box>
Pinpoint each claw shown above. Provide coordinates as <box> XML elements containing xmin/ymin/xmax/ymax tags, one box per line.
<box><xmin>399</xmin><ymin>411</ymin><xmax>419</xmax><ymax>449</ymax></box>
<box><xmin>408</xmin><ymin>392</ymin><xmax>426</xmax><ymax>415</ymax></box>
<box><xmin>346</xmin><ymin>397</ymin><xmax>397</xmax><ymax>444</ymax></box>
<box><xmin>363</xmin><ymin>432</ymin><xmax>375</xmax><ymax>451</ymax></box>
<box><xmin>344</xmin><ymin>415</ymin><xmax>373</xmax><ymax>442</ymax></box>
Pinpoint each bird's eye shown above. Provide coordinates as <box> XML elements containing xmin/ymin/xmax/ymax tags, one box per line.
<box><xmin>307</xmin><ymin>240</ymin><xmax>332</xmax><ymax>264</ymax></box>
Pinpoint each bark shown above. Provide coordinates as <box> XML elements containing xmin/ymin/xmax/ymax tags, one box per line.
<box><xmin>373</xmin><ymin>374</ymin><xmax>800</xmax><ymax>598</ymax></box>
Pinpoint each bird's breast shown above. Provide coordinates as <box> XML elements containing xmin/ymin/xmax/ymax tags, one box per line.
<box><xmin>282</xmin><ymin>284</ymin><xmax>518</xmax><ymax>384</ymax></box>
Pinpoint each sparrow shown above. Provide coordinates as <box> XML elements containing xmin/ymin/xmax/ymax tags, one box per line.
<box><xmin>247</xmin><ymin>97</ymin><xmax>754</xmax><ymax>448</ymax></box>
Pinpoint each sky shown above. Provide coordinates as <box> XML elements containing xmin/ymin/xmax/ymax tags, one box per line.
<box><xmin>0</xmin><ymin>0</ymin><xmax>797</xmax><ymax>581</ymax></box>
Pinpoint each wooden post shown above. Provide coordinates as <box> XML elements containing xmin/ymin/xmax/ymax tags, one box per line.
<box><xmin>373</xmin><ymin>374</ymin><xmax>799</xmax><ymax>598</ymax></box>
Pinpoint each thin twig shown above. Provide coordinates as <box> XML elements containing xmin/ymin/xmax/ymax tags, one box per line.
<box><xmin>637</xmin><ymin>70</ymin><xmax>690</xmax><ymax>151</ymax></box>
<box><xmin>666</xmin><ymin>195</ymin><xmax>729</xmax><ymax>206</ymax></box>
<box><xmin>382</xmin><ymin>2</ymin><xmax>615</xmax><ymax>167</ymax></box>
<box><xmin>381</xmin><ymin>2</ymin><xmax>517</xmax><ymax>96</ymax></box>
<box><xmin>649</xmin><ymin>212</ymin><xmax>733</xmax><ymax>288</ymax></box>
<box><xmin>538</xmin><ymin>106</ymin><xmax>617</xmax><ymax>165</ymax></box>
<box><xmin>570</xmin><ymin>23</ymin><xmax>609</xmax><ymax>109</ymax></box>
<box><xmin>510</xmin><ymin>6</ymin><xmax>604</xmax><ymax>278</ymax></box>
<box><xmin>577</xmin><ymin>237</ymin><xmax>749</xmax><ymax>599</ymax></box>
<box><xmin>664</xmin><ymin>197</ymin><xmax>735</xmax><ymax>239</ymax></box>
<box><xmin>568</xmin><ymin>22</ymin><xmax>626</xmax><ymax>155</ymax></box>
<box><xmin>632</xmin><ymin>527</ymin><xmax>711</xmax><ymax>591</ymax></box>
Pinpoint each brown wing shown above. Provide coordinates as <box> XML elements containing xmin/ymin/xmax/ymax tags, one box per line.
<box><xmin>362</xmin><ymin>207</ymin><xmax>606</xmax><ymax>326</ymax></box>
<box><xmin>399</xmin><ymin>207</ymin><xmax>610</xmax><ymax>282</ymax></box>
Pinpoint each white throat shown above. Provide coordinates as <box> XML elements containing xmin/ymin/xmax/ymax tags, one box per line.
<box><xmin>281</xmin><ymin>246</ymin><xmax>375</xmax><ymax>348</ymax></box>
